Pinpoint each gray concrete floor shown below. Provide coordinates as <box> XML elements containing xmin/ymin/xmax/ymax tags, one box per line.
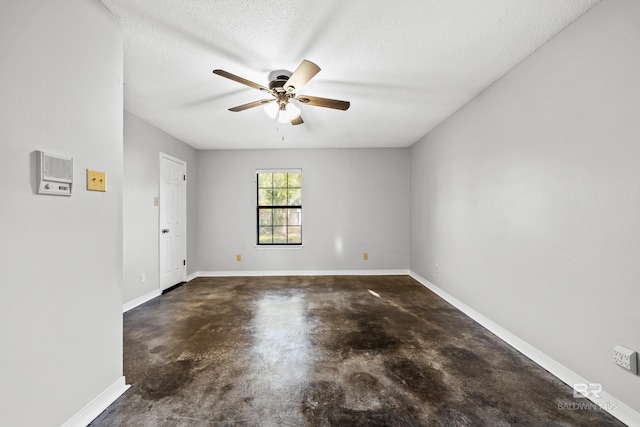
<box><xmin>91</xmin><ymin>276</ymin><xmax>624</xmax><ymax>426</ymax></box>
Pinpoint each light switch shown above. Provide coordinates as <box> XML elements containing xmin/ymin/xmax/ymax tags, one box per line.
<box><xmin>87</xmin><ymin>169</ymin><xmax>106</xmax><ymax>192</ymax></box>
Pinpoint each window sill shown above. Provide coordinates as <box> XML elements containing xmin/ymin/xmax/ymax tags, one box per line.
<box><xmin>254</xmin><ymin>245</ymin><xmax>304</xmax><ymax>250</ymax></box>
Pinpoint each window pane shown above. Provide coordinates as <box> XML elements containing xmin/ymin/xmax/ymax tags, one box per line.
<box><xmin>288</xmin><ymin>188</ymin><xmax>301</xmax><ymax>206</ymax></box>
<box><xmin>258</xmin><ymin>188</ymin><xmax>272</xmax><ymax>206</ymax></box>
<box><xmin>272</xmin><ymin>188</ymin><xmax>288</xmax><ymax>205</ymax></box>
<box><xmin>288</xmin><ymin>209</ymin><xmax>302</xmax><ymax>226</ymax></box>
<box><xmin>258</xmin><ymin>173</ymin><xmax>272</xmax><ymax>188</ymax></box>
<box><xmin>287</xmin><ymin>225</ymin><xmax>301</xmax><ymax>244</ymax></box>
<box><xmin>272</xmin><ymin>226</ymin><xmax>287</xmax><ymax>244</ymax></box>
<box><xmin>258</xmin><ymin>226</ymin><xmax>273</xmax><ymax>244</ymax></box>
<box><xmin>288</xmin><ymin>172</ymin><xmax>301</xmax><ymax>188</ymax></box>
<box><xmin>273</xmin><ymin>209</ymin><xmax>288</xmax><ymax>225</ymax></box>
<box><xmin>273</xmin><ymin>172</ymin><xmax>287</xmax><ymax>188</ymax></box>
<box><xmin>259</xmin><ymin>209</ymin><xmax>272</xmax><ymax>226</ymax></box>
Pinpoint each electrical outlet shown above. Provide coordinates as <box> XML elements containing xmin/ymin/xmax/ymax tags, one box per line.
<box><xmin>613</xmin><ymin>345</ymin><xmax>638</xmax><ymax>374</ymax></box>
<box><xmin>363</xmin><ymin>252</ymin><xmax>368</xmax><ymax>261</ymax></box>
<box><xmin>236</xmin><ymin>254</ymin><xmax>242</xmax><ymax>262</ymax></box>
<box><xmin>140</xmin><ymin>274</ymin><xmax>145</xmax><ymax>284</ymax></box>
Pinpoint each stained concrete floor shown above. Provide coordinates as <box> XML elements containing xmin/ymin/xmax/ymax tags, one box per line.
<box><xmin>91</xmin><ymin>276</ymin><xmax>624</xmax><ymax>426</ymax></box>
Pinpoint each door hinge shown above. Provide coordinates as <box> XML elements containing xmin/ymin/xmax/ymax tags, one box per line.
<box><xmin>183</xmin><ymin>259</ymin><xmax>186</xmax><ymax>266</ymax></box>
<box><xmin>183</xmin><ymin>174</ymin><xmax>186</xmax><ymax>181</ymax></box>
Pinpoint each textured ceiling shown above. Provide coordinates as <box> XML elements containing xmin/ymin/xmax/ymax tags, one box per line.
<box><xmin>100</xmin><ymin>0</ymin><xmax>599</xmax><ymax>150</ymax></box>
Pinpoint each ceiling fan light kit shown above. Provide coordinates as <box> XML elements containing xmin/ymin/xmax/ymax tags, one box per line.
<box><xmin>213</xmin><ymin>59</ymin><xmax>350</xmax><ymax>126</ymax></box>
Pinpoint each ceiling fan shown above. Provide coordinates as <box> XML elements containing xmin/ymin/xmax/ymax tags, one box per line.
<box><xmin>213</xmin><ymin>60</ymin><xmax>350</xmax><ymax>126</ymax></box>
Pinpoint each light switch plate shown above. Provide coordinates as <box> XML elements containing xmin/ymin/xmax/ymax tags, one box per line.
<box><xmin>87</xmin><ymin>169</ymin><xmax>106</xmax><ymax>192</ymax></box>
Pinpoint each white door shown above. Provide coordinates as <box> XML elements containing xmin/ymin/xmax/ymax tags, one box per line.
<box><xmin>159</xmin><ymin>153</ymin><xmax>187</xmax><ymax>291</ymax></box>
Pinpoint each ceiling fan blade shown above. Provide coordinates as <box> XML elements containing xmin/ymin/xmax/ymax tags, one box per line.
<box><xmin>213</xmin><ymin>69</ymin><xmax>271</xmax><ymax>93</ymax></box>
<box><xmin>283</xmin><ymin>60</ymin><xmax>321</xmax><ymax>92</ymax></box>
<box><xmin>291</xmin><ymin>115</ymin><xmax>304</xmax><ymax>126</ymax></box>
<box><xmin>296</xmin><ymin>95</ymin><xmax>350</xmax><ymax>111</ymax></box>
<box><xmin>228</xmin><ymin>98</ymin><xmax>274</xmax><ymax>112</ymax></box>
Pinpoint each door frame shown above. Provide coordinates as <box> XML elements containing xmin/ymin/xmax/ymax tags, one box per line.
<box><xmin>159</xmin><ymin>152</ymin><xmax>187</xmax><ymax>292</ymax></box>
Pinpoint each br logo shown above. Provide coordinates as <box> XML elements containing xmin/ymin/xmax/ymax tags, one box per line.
<box><xmin>573</xmin><ymin>383</ymin><xmax>602</xmax><ymax>399</ymax></box>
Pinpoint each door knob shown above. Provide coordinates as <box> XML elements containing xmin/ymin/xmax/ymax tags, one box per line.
<box><xmin>162</xmin><ymin>229</ymin><xmax>170</xmax><ymax>233</ymax></box>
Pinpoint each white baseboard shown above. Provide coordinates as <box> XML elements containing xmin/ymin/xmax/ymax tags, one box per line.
<box><xmin>61</xmin><ymin>376</ymin><xmax>130</xmax><ymax>427</ymax></box>
<box><xmin>123</xmin><ymin>288</ymin><xmax>161</xmax><ymax>313</ymax></box>
<box><xmin>186</xmin><ymin>272</ymin><xmax>198</xmax><ymax>282</ymax></box>
<box><xmin>409</xmin><ymin>271</ymin><xmax>640</xmax><ymax>427</ymax></box>
<box><xmin>195</xmin><ymin>269</ymin><xmax>409</xmax><ymax>277</ymax></box>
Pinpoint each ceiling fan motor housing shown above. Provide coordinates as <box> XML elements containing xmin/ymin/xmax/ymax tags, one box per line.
<box><xmin>269</xmin><ymin>75</ymin><xmax>295</xmax><ymax>108</ymax></box>
<box><xmin>269</xmin><ymin>76</ymin><xmax>291</xmax><ymax>92</ymax></box>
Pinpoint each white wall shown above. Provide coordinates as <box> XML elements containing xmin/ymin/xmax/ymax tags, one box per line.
<box><xmin>0</xmin><ymin>1</ymin><xmax>125</xmax><ymax>426</ymax></box>
<box><xmin>410</xmin><ymin>0</ymin><xmax>640</xmax><ymax>414</ymax></box>
<box><xmin>197</xmin><ymin>148</ymin><xmax>409</xmax><ymax>273</ymax></box>
<box><xmin>123</xmin><ymin>112</ymin><xmax>198</xmax><ymax>306</ymax></box>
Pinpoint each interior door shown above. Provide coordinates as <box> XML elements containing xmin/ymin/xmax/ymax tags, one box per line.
<box><xmin>159</xmin><ymin>153</ymin><xmax>187</xmax><ymax>291</ymax></box>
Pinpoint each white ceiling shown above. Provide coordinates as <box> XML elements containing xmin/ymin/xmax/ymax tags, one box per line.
<box><xmin>100</xmin><ymin>0</ymin><xmax>599</xmax><ymax>150</ymax></box>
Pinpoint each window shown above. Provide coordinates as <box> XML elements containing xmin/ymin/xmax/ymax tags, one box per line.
<box><xmin>257</xmin><ymin>170</ymin><xmax>302</xmax><ymax>245</ymax></box>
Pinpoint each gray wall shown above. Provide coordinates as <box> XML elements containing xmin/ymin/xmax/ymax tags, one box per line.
<box><xmin>123</xmin><ymin>112</ymin><xmax>198</xmax><ymax>305</ymax></box>
<box><xmin>196</xmin><ymin>149</ymin><xmax>410</xmax><ymax>273</ymax></box>
<box><xmin>1</xmin><ymin>0</ymin><xmax>634</xmax><ymax>423</ymax></box>
<box><xmin>0</xmin><ymin>0</ymin><xmax>124</xmax><ymax>425</ymax></box>
<box><xmin>409</xmin><ymin>0</ymin><xmax>640</xmax><ymax>412</ymax></box>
